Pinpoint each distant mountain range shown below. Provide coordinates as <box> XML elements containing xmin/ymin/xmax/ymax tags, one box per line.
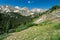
<box><xmin>0</xmin><ymin>5</ymin><xmax>46</xmax><ymax>16</ymax></box>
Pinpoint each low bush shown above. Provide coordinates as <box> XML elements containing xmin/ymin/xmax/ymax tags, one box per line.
<box><xmin>15</xmin><ymin>22</ymin><xmax>37</xmax><ymax>32</ymax></box>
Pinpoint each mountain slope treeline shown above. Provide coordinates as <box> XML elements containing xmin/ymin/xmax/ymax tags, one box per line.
<box><xmin>0</xmin><ymin>12</ymin><xmax>33</xmax><ymax>34</ymax></box>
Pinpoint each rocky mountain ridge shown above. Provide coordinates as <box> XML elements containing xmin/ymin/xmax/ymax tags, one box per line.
<box><xmin>0</xmin><ymin>5</ymin><xmax>46</xmax><ymax>16</ymax></box>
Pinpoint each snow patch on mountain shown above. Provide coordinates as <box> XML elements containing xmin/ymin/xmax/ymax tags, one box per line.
<box><xmin>0</xmin><ymin>5</ymin><xmax>47</xmax><ymax>16</ymax></box>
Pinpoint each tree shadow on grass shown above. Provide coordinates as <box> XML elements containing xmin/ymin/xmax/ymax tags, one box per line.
<box><xmin>0</xmin><ymin>33</ymin><xmax>11</xmax><ymax>40</ymax></box>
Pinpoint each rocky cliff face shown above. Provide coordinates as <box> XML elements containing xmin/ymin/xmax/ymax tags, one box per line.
<box><xmin>34</xmin><ymin>6</ymin><xmax>60</xmax><ymax>24</ymax></box>
<box><xmin>47</xmin><ymin>9</ymin><xmax>60</xmax><ymax>20</ymax></box>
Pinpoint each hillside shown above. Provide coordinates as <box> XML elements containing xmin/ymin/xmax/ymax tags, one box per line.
<box><xmin>0</xmin><ymin>5</ymin><xmax>60</xmax><ymax>40</ymax></box>
<box><xmin>0</xmin><ymin>12</ymin><xmax>33</xmax><ymax>33</ymax></box>
<box><xmin>2</xmin><ymin>21</ymin><xmax>60</xmax><ymax>40</ymax></box>
<box><xmin>33</xmin><ymin>5</ymin><xmax>60</xmax><ymax>24</ymax></box>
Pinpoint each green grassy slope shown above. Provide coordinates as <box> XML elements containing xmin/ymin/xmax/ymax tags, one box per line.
<box><xmin>3</xmin><ymin>21</ymin><xmax>60</xmax><ymax>40</ymax></box>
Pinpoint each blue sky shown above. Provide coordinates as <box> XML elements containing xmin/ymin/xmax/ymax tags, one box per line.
<box><xmin>0</xmin><ymin>0</ymin><xmax>60</xmax><ymax>9</ymax></box>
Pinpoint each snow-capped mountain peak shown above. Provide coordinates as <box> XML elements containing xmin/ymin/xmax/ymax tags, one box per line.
<box><xmin>15</xmin><ymin>6</ymin><xmax>21</xmax><ymax>9</ymax></box>
<box><xmin>0</xmin><ymin>5</ymin><xmax>47</xmax><ymax>16</ymax></box>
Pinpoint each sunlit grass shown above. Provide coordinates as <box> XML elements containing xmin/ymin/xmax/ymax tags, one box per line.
<box><xmin>3</xmin><ymin>21</ymin><xmax>60</xmax><ymax>40</ymax></box>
